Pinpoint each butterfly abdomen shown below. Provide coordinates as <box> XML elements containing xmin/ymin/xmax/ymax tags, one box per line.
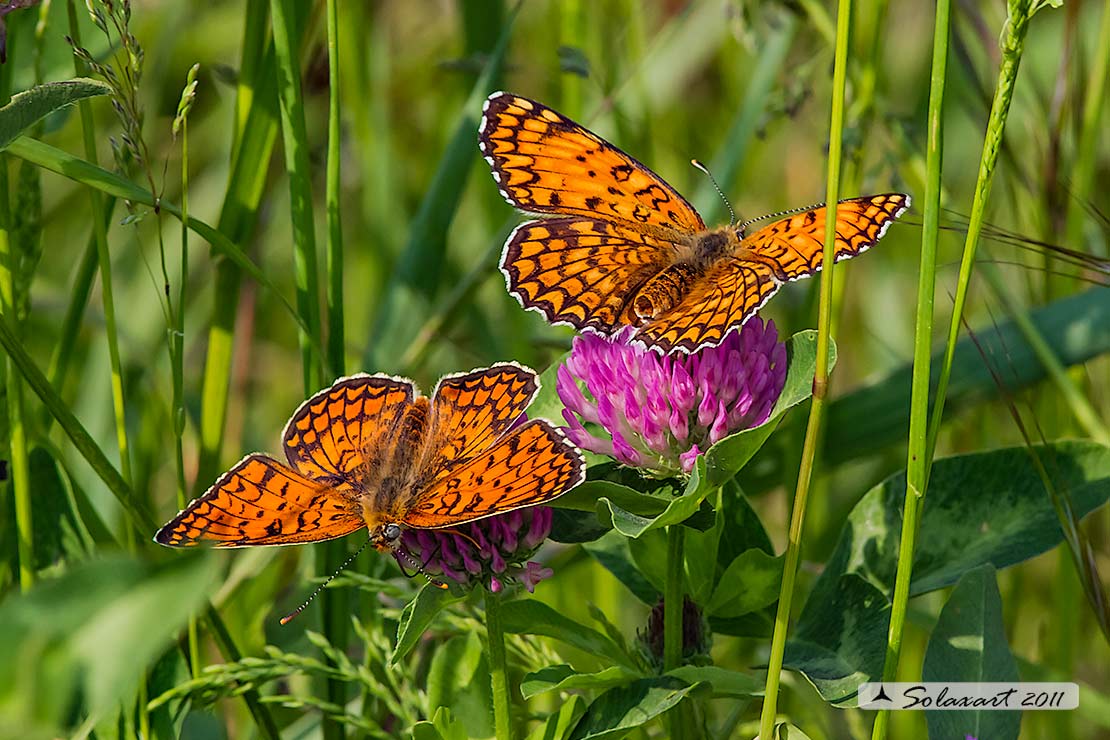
<box><xmin>630</xmin><ymin>262</ymin><xmax>703</xmax><ymax>322</ymax></box>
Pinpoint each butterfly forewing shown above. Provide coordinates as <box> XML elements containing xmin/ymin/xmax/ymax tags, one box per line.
<box><xmin>480</xmin><ymin>93</ymin><xmax>706</xmax><ymax>233</ymax></box>
<box><xmin>502</xmin><ymin>217</ymin><xmax>681</xmax><ymax>333</ymax></box>
<box><xmin>155</xmin><ymin>455</ymin><xmax>364</xmax><ymax>547</ymax></box>
<box><xmin>404</xmin><ymin>420</ymin><xmax>585</xmax><ymax>529</ymax></box>
<box><xmin>744</xmin><ymin>194</ymin><xmax>910</xmax><ymax>281</ymax></box>
<box><xmin>282</xmin><ymin>374</ymin><xmax>415</xmax><ymax>483</ymax></box>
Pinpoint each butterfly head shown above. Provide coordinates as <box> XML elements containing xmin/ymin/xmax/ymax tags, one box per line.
<box><xmin>367</xmin><ymin>520</ymin><xmax>404</xmax><ymax>551</ymax></box>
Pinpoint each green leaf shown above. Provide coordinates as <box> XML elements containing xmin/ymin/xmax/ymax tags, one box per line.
<box><xmin>525</xmin><ymin>696</ymin><xmax>588</xmax><ymax>740</ymax></box>
<box><xmin>784</xmin><ymin>574</ymin><xmax>891</xmax><ymax>706</ymax></box>
<box><xmin>0</xmin><ymin>79</ymin><xmax>111</xmax><ymax>151</ymax></box>
<box><xmin>500</xmin><ymin>600</ymin><xmax>636</xmax><ymax>671</ymax></box>
<box><xmin>665</xmin><ymin>665</ymin><xmax>763</xmax><ymax>698</ymax></box>
<box><xmin>521</xmin><ymin>665</ymin><xmax>640</xmax><ymax>700</ymax></box>
<box><xmin>706</xmin><ymin>548</ymin><xmax>783</xmax><ymax>618</ymax></box>
<box><xmin>701</xmin><ymin>330</ymin><xmax>834</xmax><ymax>489</ymax></box>
<box><xmin>774</xmin><ymin>722</ymin><xmax>817</xmax><ymax>740</ymax></box>
<box><xmin>392</xmin><ymin>582</ymin><xmax>465</xmax><ymax>665</ymax></box>
<box><xmin>808</xmin><ymin>441</ymin><xmax>1110</xmax><ymax>607</ymax></box>
<box><xmin>923</xmin><ymin>565</ymin><xmax>1021</xmax><ymax>740</ymax></box>
<box><xmin>568</xmin><ymin>677</ymin><xmax>708</xmax><ymax>740</ymax></box>
<box><xmin>583</xmin><ymin>531</ymin><xmax>661</xmax><ymax>604</ymax></box>
<box><xmin>413</xmin><ymin>707</ymin><xmax>471</xmax><ymax>740</ymax></box>
<box><xmin>0</xmin><ymin>553</ymin><xmax>219</xmax><ymax>736</ymax></box>
<box><xmin>28</xmin><ymin>446</ymin><xmax>89</xmax><ymax>567</ymax></box>
<box><xmin>426</xmin><ymin>632</ymin><xmax>494</xmax><ymax>740</ymax></box>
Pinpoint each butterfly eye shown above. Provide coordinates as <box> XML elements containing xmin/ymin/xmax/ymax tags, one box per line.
<box><xmin>383</xmin><ymin>523</ymin><xmax>402</xmax><ymax>542</ymax></box>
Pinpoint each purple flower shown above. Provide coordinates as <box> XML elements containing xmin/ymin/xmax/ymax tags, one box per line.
<box><xmin>558</xmin><ymin>319</ymin><xmax>787</xmax><ymax>477</ymax></box>
<box><xmin>394</xmin><ymin>507</ymin><xmax>555</xmax><ymax>593</ymax></box>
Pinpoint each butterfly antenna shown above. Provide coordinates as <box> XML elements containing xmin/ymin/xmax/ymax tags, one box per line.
<box><xmin>691</xmin><ymin>159</ymin><xmax>736</xmax><ymax>226</ymax></box>
<box><xmin>737</xmin><ymin>201</ymin><xmax>827</xmax><ymax>234</ymax></box>
<box><xmin>392</xmin><ymin>544</ymin><xmax>450</xmax><ymax>590</ymax></box>
<box><xmin>280</xmin><ymin>537</ymin><xmax>374</xmax><ymax>625</ymax></box>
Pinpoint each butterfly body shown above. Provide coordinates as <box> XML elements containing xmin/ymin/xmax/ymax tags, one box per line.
<box><xmin>155</xmin><ymin>364</ymin><xmax>585</xmax><ymax>551</ymax></box>
<box><xmin>480</xmin><ymin>92</ymin><xmax>910</xmax><ymax>354</ymax></box>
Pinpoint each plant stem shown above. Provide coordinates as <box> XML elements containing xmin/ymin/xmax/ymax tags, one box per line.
<box><xmin>664</xmin><ymin>524</ymin><xmax>687</xmax><ymax>740</ymax></box>
<box><xmin>758</xmin><ymin>1</ymin><xmax>852</xmax><ymax>737</ymax></box>
<box><xmin>663</xmin><ymin>525</ymin><xmax>685</xmax><ymax>672</ymax></box>
<box><xmin>484</xmin><ymin>587</ymin><xmax>513</xmax><ymax>740</ymax></box>
<box><xmin>321</xmin><ymin>0</ymin><xmax>349</xmax><ymax>734</ymax></box>
<box><xmin>924</xmin><ymin>0</ymin><xmax>1035</xmax><ymax>470</ymax></box>
<box><xmin>270</xmin><ymin>0</ymin><xmax>323</xmax><ymax>389</ymax></box>
<box><xmin>871</xmin><ymin>1</ymin><xmax>950</xmax><ymax>738</ymax></box>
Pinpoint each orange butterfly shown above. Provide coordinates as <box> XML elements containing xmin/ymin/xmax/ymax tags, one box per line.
<box><xmin>478</xmin><ymin>92</ymin><xmax>910</xmax><ymax>354</ymax></box>
<box><xmin>155</xmin><ymin>364</ymin><xmax>585</xmax><ymax>552</ymax></box>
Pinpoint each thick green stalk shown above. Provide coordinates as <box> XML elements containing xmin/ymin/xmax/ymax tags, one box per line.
<box><xmin>270</xmin><ymin>0</ymin><xmax>323</xmax><ymax>389</ymax></box>
<box><xmin>0</xmin><ymin>167</ymin><xmax>32</xmax><ymax>591</ymax></box>
<box><xmin>321</xmin><ymin>0</ymin><xmax>349</xmax><ymax>735</ymax></box>
<box><xmin>663</xmin><ymin>525</ymin><xmax>685</xmax><ymax>672</ymax></box>
<box><xmin>664</xmin><ymin>525</ymin><xmax>687</xmax><ymax>740</ymax></box>
<box><xmin>758</xmin><ymin>2</ymin><xmax>852</xmax><ymax>737</ymax></box>
<box><xmin>872</xmin><ymin>3</ymin><xmax>950</xmax><ymax>738</ymax></box>
<box><xmin>925</xmin><ymin>0</ymin><xmax>1035</xmax><ymax>468</ymax></box>
<box><xmin>484</xmin><ymin>588</ymin><xmax>513</xmax><ymax>740</ymax></box>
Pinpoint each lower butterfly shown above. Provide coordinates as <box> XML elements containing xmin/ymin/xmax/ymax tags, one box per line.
<box><xmin>478</xmin><ymin>92</ymin><xmax>911</xmax><ymax>354</ymax></box>
<box><xmin>155</xmin><ymin>364</ymin><xmax>585</xmax><ymax>556</ymax></box>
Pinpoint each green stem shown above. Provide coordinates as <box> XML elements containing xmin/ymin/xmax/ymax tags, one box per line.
<box><xmin>322</xmin><ymin>0</ymin><xmax>349</xmax><ymax>734</ymax></box>
<box><xmin>484</xmin><ymin>587</ymin><xmax>513</xmax><ymax>740</ymax></box>
<box><xmin>871</xmin><ymin>2</ymin><xmax>950</xmax><ymax>738</ymax></box>
<box><xmin>924</xmin><ymin>0</ymin><xmax>1035</xmax><ymax>470</ymax></box>
<box><xmin>758</xmin><ymin>1</ymin><xmax>852</xmax><ymax>737</ymax></box>
<box><xmin>664</xmin><ymin>524</ymin><xmax>687</xmax><ymax>740</ymax></box>
<box><xmin>663</xmin><ymin>525</ymin><xmax>685</xmax><ymax>672</ymax></box>
<box><xmin>270</xmin><ymin>0</ymin><xmax>323</xmax><ymax>389</ymax></box>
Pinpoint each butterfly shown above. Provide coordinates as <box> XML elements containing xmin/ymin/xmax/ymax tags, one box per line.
<box><xmin>155</xmin><ymin>363</ymin><xmax>585</xmax><ymax>552</ymax></box>
<box><xmin>478</xmin><ymin>92</ymin><xmax>911</xmax><ymax>354</ymax></box>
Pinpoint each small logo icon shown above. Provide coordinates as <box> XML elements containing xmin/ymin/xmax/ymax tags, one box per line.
<box><xmin>872</xmin><ymin>684</ymin><xmax>893</xmax><ymax>704</ymax></box>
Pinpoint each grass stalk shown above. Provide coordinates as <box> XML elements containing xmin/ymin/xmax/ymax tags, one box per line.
<box><xmin>1062</xmin><ymin>2</ymin><xmax>1110</xmax><ymax>255</ymax></box>
<box><xmin>321</xmin><ymin>0</ymin><xmax>349</xmax><ymax>734</ymax></box>
<box><xmin>0</xmin><ymin>166</ymin><xmax>32</xmax><ymax>591</ymax></box>
<box><xmin>270</xmin><ymin>0</ymin><xmax>324</xmax><ymax>389</ymax></box>
<box><xmin>484</xmin><ymin>588</ymin><xmax>513</xmax><ymax>740</ymax></box>
<box><xmin>758</xmin><ymin>1</ymin><xmax>852</xmax><ymax>737</ymax></box>
<box><xmin>871</xmin><ymin>3</ymin><xmax>950</xmax><ymax>739</ymax></box>
<box><xmin>924</xmin><ymin>0</ymin><xmax>1036</xmax><ymax>468</ymax></box>
<box><xmin>174</xmin><ymin>64</ymin><xmax>202</xmax><ymax>678</ymax></box>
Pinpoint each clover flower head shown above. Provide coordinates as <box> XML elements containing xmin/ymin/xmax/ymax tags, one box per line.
<box><xmin>557</xmin><ymin>319</ymin><xmax>787</xmax><ymax>477</ymax></box>
<box><xmin>394</xmin><ymin>506</ymin><xmax>554</xmax><ymax>593</ymax></box>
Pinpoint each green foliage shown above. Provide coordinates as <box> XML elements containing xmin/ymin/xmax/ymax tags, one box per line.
<box><xmin>0</xmin><ymin>78</ymin><xmax>109</xmax><ymax>150</ymax></box>
<box><xmin>923</xmin><ymin>565</ymin><xmax>1021</xmax><ymax>740</ymax></box>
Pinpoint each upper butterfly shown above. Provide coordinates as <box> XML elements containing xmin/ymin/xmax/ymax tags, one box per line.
<box><xmin>478</xmin><ymin>92</ymin><xmax>911</xmax><ymax>354</ymax></box>
<box><xmin>155</xmin><ymin>363</ymin><xmax>585</xmax><ymax>551</ymax></box>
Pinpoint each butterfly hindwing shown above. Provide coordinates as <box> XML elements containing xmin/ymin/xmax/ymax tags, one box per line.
<box><xmin>421</xmin><ymin>363</ymin><xmax>540</xmax><ymax>481</ymax></box>
<box><xmin>154</xmin><ymin>455</ymin><xmax>364</xmax><ymax>547</ymax></box>
<box><xmin>502</xmin><ymin>216</ymin><xmax>680</xmax><ymax>333</ymax></box>
<box><xmin>404</xmin><ymin>420</ymin><xmax>585</xmax><ymax>529</ymax></box>
<box><xmin>635</xmin><ymin>258</ymin><xmax>780</xmax><ymax>353</ymax></box>
<box><xmin>480</xmin><ymin>92</ymin><xmax>706</xmax><ymax>233</ymax></box>
<box><xmin>282</xmin><ymin>374</ymin><xmax>415</xmax><ymax>484</ymax></box>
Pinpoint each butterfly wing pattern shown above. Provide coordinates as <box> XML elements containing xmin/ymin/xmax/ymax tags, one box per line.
<box><xmin>153</xmin><ymin>455</ymin><xmax>364</xmax><ymax>547</ymax></box>
<box><xmin>155</xmin><ymin>366</ymin><xmax>585</xmax><ymax>550</ymax></box>
<box><xmin>480</xmin><ymin>91</ymin><xmax>910</xmax><ymax>354</ymax></box>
